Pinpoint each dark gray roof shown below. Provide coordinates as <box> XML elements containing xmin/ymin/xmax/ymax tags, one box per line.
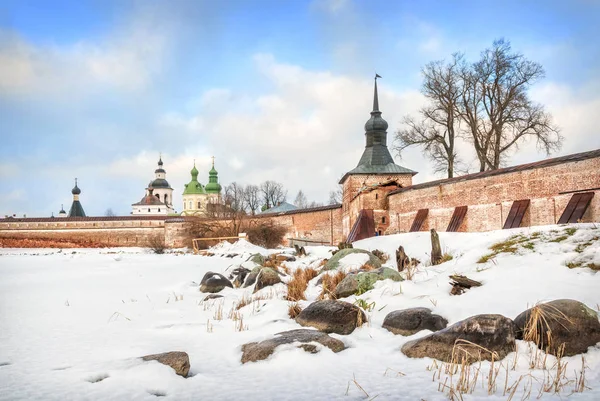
<box><xmin>149</xmin><ymin>178</ymin><xmax>172</xmax><ymax>189</ymax></box>
<box><xmin>68</xmin><ymin>200</ymin><xmax>86</xmax><ymax>217</ymax></box>
<box><xmin>340</xmin><ymin>77</ymin><xmax>417</xmax><ymax>184</ymax></box>
<box><xmin>261</xmin><ymin>202</ymin><xmax>298</xmax><ymax>214</ymax></box>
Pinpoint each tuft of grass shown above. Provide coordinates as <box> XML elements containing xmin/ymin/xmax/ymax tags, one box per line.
<box><xmin>522</xmin><ymin>242</ymin><xmax>535</xmax><ymax>250</ymax></box>
<box><xmin>478</xmin><ymin>234</ymin><xmax>535</xmax><ymax>264</ymax></box>
<box><xmin>565</xmin><ymin>260</ymin><xmax>583</xmax><ymax>269</ymax></box>
<box><xmin>440</xmin><ymin>253</ymin><xmax>453</xmax><ymax>263</ymax></box>
<box><xmin>565</xmin><ymin>227</ymin><xmax>578</xmax><ymax>236</ymax></box>
<box><xmin>318</xmin><ymin>271</ymin><xmax>347</xmax><ymax>300</ymax></box>
<box><xmin>359</xmin><ymin>263</ymin><xmax>378</xmax><ymax>271</ymax></box>
<box><xmin>586</xmin><ymin>263</ymin><xmax>600</xmax><ymax>271</ymax></box>
<box><xmin>288</xmin><ymin>302</ymin><xmax>302</xmax><ymax>318</ymax></box>
<box><xmin>549</xmin><ymin>235</ymin><xmax>569</xmax><ymax>243</ymax></box>
<box><xmin>371</xmin><ymin>249</ymin><xmax>389</xmax><ymax>263</ymax></box>
<box><xmin>286</xmin><ymin>268</ymin><xmax>318</xmax><ymax>302</ymax></box>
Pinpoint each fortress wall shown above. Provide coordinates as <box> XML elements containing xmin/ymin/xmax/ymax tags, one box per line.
<box><xmin>387</xmin><ymin>156</ymin><xmax>600</xmax><ymax>233</ymax></box>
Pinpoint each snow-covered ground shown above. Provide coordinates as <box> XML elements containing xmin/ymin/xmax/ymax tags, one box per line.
<box><xmin>0</xmin><ymin>225</ymin><xmax>599</xmax><ymax>400</ymax></box>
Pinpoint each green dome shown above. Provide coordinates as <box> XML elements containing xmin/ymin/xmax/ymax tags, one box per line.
<box><xmin>205</xmin><ymin>161</ymin><xmax>221</xmax><ymax>194</ymax></box>
<box><xmin>183</xmin><ymin>163</ymin><xmax>206</xmax><ymax>195</ymax></box>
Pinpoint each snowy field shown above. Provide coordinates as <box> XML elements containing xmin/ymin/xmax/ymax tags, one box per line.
<box><xmin>1</xmin><ymin>224</ymin><xmax>599</xmax><ymax>400</ymax></box>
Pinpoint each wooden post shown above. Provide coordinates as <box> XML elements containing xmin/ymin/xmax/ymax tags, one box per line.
<box><xmin>395</xmin><ymin>245</ymin><xmax>410</xmax><ymax>272</ymax></box>
<box><xmin>431</xmin><ymin>228</ymin><xmax>442</xmax><ymax>266</ymax></box>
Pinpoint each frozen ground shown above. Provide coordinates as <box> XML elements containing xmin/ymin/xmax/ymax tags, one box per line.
<box><xmin>0</xmin><ymin>224</ymin><xmax>599</xmax><ymax>400</ymax></box>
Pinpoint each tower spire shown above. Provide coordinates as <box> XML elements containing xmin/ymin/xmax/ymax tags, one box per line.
<box><xmin>211</xmin><ymin>155</ymin><xmax>215</xmax><ymax>168</ymax></box>
<box><xmin>373</xmin><ymin>74</ymin><xmax>382</xmax><ymax>112</ymax></box>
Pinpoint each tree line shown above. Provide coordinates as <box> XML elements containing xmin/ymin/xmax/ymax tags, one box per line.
<box><xmin>395</xmin><ymin>39</ymin><xmax>563</xmax><ymax>178</ymax></box>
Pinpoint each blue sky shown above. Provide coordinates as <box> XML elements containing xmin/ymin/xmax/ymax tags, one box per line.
<box><xmin>1</xmin><ymin>0</ymin><xmax>599</xmax><ymax>217</ymax></box>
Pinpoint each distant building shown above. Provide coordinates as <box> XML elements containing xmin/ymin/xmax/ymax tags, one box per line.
<box><xmin>181</xmin><ymin>158</ymin><xmax>222</xmax><ymax>216</ymax></box>
<box><xmin>68</xmin><ymin>179</ymin><xmax>86</xmax><ymax>217</ymax></box>
<box><xmin>58</xmin><ymin>204</ymin><xmax>67</xmax><ymax>218</ymax></box>
<box><xmin>131</xmin><ymin>156</ymin><xmax>174</xmax><ymax>215</ymax></box>
<box><xmin>262</xmin><ymin>201</ymin><xmax>298</xmax><ymax>214</ymax></box>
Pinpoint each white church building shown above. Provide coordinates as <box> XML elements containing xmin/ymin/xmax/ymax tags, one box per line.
<box><xmin>131</xmin><ymin>156</ymin><xmax>175</xmax><ymax>215</ymax></box>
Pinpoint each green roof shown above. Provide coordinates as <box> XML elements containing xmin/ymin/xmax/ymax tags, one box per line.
<box><xmin>205</xmin><ymin>161</ymin><xmax>221</xmax><ymax>194</ymax></box>
<box><xmin>183</xmin><ymin>164</ymin><xmax>206</xmax><ymax>194</ymax></box>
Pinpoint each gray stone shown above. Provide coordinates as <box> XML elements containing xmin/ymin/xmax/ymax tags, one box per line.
<box><xmin>254</xmin><ymin>267</ymin><xmax>282</xmax><ymax>293</ymax></box>
<box><xmin>248</xmin><ymin>253</ymin><xmax>265</xmax><ymax>265</ymax></box>
<box><xmin>241</xmin><ymin>329</ymin><xmax>346</xmax><ymax>363</ymax></box>
<box><xmin>514</xmin><ymin>299</ymin><xmax>600</xmax><ymax>356</ymax></box>
<box><xmin>202</xmin><ymin>294</ymin><xmax>224</xmax><ymax>301</ymax></box>
<box><xmin>382</xmin><ymin>308</ymin><xmax>448</xmax><ymax>336</ymax></box>
<box><xmin>323</xmin><ymin>248</ymin><xmax>382</xmax><ymax>271</ymax></box>
<box><xmin>141</xmin><ymin>351</ymin><xmax>190</xmax><ymax>377</ymax></box>
<box><xmin>230</xmin><ymin>267</ymin><xmax>251</xmax><ymax>288</ymax></box>
<box><xmin>199</xmin><ymin>272</ymin><xmax>233</xmax><ymax>293</ymax></box>
<box><xmin>334</xmin><ymin>267</ymin><xmax>403</xmax><ymax>298</ymax></box>
<box><xmin>243</xmin><ymin>266</ymin><xmax>262</xmax><ymax>288</ymax></box>
<box><xmin>296</xmin><ymin>300</ymin><xmax>367</xmax><ymax>335</ymax></box>
<box><xmin>401</xmin><ymin>314</ymin><xmax>516</xmax><ymax>363</ymax></box>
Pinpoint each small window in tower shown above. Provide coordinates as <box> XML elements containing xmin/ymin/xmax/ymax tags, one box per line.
<box><xmin>148</xmin><ymin>208</ymin><xmax>151</xmax><ymax>212</ymax></box>
<box><xmin>198</xmin><ymin>202</ymin><xmax>201</xmax><ymax>208</ymax></box>
<box><xmin>382</xmin><ymin>216</ymin><xmax>386</xmax><ymax>224</ymax></box>
<box><xmin>375</xmin><ymin>193</ymin><xmax>378</xmax><ymax>200</ymax></box>
<box><xmin>158</xmin><ymin>208</ymin><xmax>161</xmax><ymax>212</ymax></box>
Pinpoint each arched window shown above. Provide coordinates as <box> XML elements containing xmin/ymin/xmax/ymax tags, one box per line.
<box><xmin>189</xmin><ymin>201</ymin><xmax>192</xmax><ymax>210</ymax></box>
<box><xmin>158</xmin><ymin>208</ymin><xmax>161</xmax><ymax>212</ymax></box>
<box><xmin>164</xmin><ymin>194</ymin><xmax>168</xmax><ymax>203</ymax></box>
<box><xmin>148</xmin><ymin>208</ymin><xmax>151</xmax><ymax>213</ymax></box>
<box><xmin>382</xmin><ymin>216</ymin><xmax>386</xmax><ymax>224</ymax></box>
<box><xmin>155</xmin><ymin>193</ymin><xmax>159</xmax><ymax>199</ymax></box>
<box><xmin>198</xmin><ymin>201</ymin><xmax>201</xmax><ymax>208</ymax></box>
<box><xmin>375</xmin><ymin>193</ymin><xmax>378</xmax><ymax>200</ymax></box>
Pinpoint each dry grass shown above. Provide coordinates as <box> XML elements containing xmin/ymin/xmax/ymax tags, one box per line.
<box><xmin>359</xmin><ymin>263</ymin><xmax>378</xmax><ymax>271</ymax></box>
<box><xmin>523</xmin><ymin>303</ymin><xmax>573</xmax><ymax>360</ymax></box>
<box><xmin>440</xmin><ymin>253</ymin><xmax>454</xmax><ymax>263</ymax></box>
<box><xmin>371</xmin><ymin>249</ymin><xmax>389</xmax><ymax>263</ymax></box>
<box><xmin>286</xmin><ymin>268</ymin><xmax>318</xmax><ymax>301</ymax></box>
<box><xmin>288</xmin><ymin>302</ymin><xmax>302</xmax><ymax>319</ymax></box>
<box><xmin>318</xmin><ymin>271</ymin><xmax>347</xmax><ymax>300</ymax></box>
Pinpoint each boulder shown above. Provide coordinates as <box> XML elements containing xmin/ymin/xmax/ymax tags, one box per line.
<box><xmin>274</xmin><ymin>254</ymin><xmax>296</xmax><ymax>262</ymax></box>
<box><xmin>248</xmin><ymin>253</ymin><xmax>265</xmax><ymax>265</ymax></box>
<box><xmin>240</xmin><ymin>329</ymin><xmax>346</xmax><ymax>363</ymax></box>
<box><xmin>334</xmin><ymin>267</ymin><xmax>403</xmax><ymax>298</ymax></box>
<box><xmin>401</xmin><ymin>314</ymin><xmax>516</xmax><ymax>363</ymax></box>
<box><xmin>243</xmin><ymin>266</ymin><xmax>262</xmax><ymax>288</ymax></box>
<box><xmin>382</xmin><ymin>308</ymin><xmax>448</xmax><ymax>336</ymax></box>
<box><xmin>199</xmin><ymin>272</ymin><xmax>233</xmax><ymax>293</ymax></box>
<box><xmin>141</xmin><ymin>351</ymin><xmax>190</xmax><ymax>377</ymax></box>
<box><xmin>323</xmin><ymin>248</ymin><xmax>382</xmax><ymax>271</ymax></box>
<box><xmin>254</xmin><ymin>267</ymin><xmax>282</xmax><ymax>293</ymax></box>
<box><xmin>514</xmin><ymin>299</ymin><xmax>600</xmax><ymax>356</ymax></box>
<box><xmin>202</xmin><ymin>294</ymin><xmax>224</xmax><ymax>301</ymax></box>
<box><xmin>230</xmin><ymin>267</ymin><xmax>251</xmax><ymax>288</ymax></box>
<box><xmin>296</xmin><ymin>300</ymin><xmax>367</xmax><ymax>335</ymax></box>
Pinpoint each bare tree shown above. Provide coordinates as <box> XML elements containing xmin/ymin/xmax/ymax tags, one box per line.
<box><xmin>458</xmin><ymin>39</ymin><xmax>562</xmax><ymax>170</ymax></box>
<box><xmin>243</xmin><ymin>184</ymin><xmax>260</xmax><ymax>215</ymax></box>
<box><xmin>328</xmin><ymin>186</ymin><xmax>343</xmax><ymax>205</ymax></box>
<box><xmin>224</xmin><ymin>182</ymin><xmax>246</xmax><ymax>213</ymax></box>
<box><xmin>104</xmin><ymin>208</ymin><xmax>116</xmax><ymax>217</ymax></box>
<box><xmin>294</xmin><ymin>190</ymin><xmax>308</xmax><ymax>209</ymax></box>
<box><xmin>395</xmin><ymin>54</ymin><xmax>464</xmax><ymax>178</ymax></box>
<box><xmin>259</xmin><ymin>180</ymin><xmax>287</xmax><ymax>210</ymax></box>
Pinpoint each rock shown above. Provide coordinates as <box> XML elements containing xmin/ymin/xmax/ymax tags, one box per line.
<box><xmin>449</xmin><ymin>275</ymin><xmax>482</xmax><ymax>296</ymax></box>
<box><xmin>372</xmin><ymin>249</ymin><xmax>388</xmax><ymax>263</ymax></box>
<box><xmin>254</xmin><ymin>267</ymin><xmax>282</xmax><ymax>293</ymax></box>
<box><xmin>248</xmin><ymin>253</ymin><xmax>265</xmax><ymax>265</ymax></box>
<box><xmin>514</xmin><ymin>299</ymin><xmax>600</xmax><ymax>356</ymax></box>
<box><xmin>141</xmin><ymin>351</ymin><xmax>190</xmax><ymax>377</ymax></box>
<box><xmin>199</xmin><ymin>272</ymin><xmax>233</xmax><ymax>293</ymax></box>
<box><xmin>323</xmin><ymin>248</ymin><xmax>382</xmax><ymax>271</ymax></box>
<box><xmin>296</xmin><ymin>300</ymin><xmax>367</xmax><ymax>335</ymax></box>
<box><xmin>401</xmin><ymin>314</ymin><xmax>516</xmax><ymax>363</ymax></box>
<box><xmin>334</xmin><ymin>267</ymin><xmax>403</xmax><ymax>298</ymax></box>
<box><xmin>202</xmin><ymin>294</ymin><xmax>224</xmax><ymax>301</ymax></box>
<box><xmin>230</xmin><ymin>267</ymin><xmax>251</xmax><ymax>288</ymax></box>
<box><xmin>275</xmin><ymin>254</ymin><xmax>296</xmax><ymax>262</ymax></box>
<box><xmin>243</xmin><ymin>266</ymin><xmax>262</xmax><ymax>288</ymax></box>
<box><xmin>294</xmin><ymin>244</ymin><xmax>306</xmax><ymax>257</ymax></box>
<box><xmin>240</xmin><ymin>329</ymin><xmax>346</xmax><ymax>363</ymax></box>
<box><xmin>382</xmin><ymin>308</ymin><xmax>448</xmax><ymax>336</ymax></box>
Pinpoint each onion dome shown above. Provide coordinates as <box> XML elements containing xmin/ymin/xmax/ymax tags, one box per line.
<box><xmin>183</xmin><ymin>161</ymin><xmax>206</xmax><ymax>195</ymax></box>
<box><xmin>155</xmin><ymin>155</ymin><xmax>165</xmax><ymax>174</ymax></box>
<box><xmin>71</xmin><ymin>178</ymin><xmax>81</xmax><ymax>195</ymax></box>
<box><xmin>205</xmin><ymin>158</ymin><xmax>222</xmax><ymax>194</ymax></box>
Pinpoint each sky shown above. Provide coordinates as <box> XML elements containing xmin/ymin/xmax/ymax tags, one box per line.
<box><xmin>1</xmin><ymin>0</ymin><xmax>599</xmax><ymax>217</ymax></box>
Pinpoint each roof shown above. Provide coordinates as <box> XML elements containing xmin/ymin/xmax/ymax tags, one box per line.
<box><xmin>1</xmin><ymin>216</ymin><xmax>170</xmax><ymax>223</ymax></box>
<box><xmin>149</xmin><ymin>178</ymin><xmax>172</xmax><ymax>189</ymax></box>
<box><xmin>389</xmin><ymin>148</ymin><xmax>600</xmax><ymax>196</ymax></box>
<box><xmin>260</xmin><ymin>203</ymin><xmax>341</xmax><ymax>217</ymax></box>
<box><xmin>183</xmin><ymin>181</ymin><xmax>206</xmax><ymax>195</ymax></box>
<box><xmin>132</xmin><ymin>194</ymin><xmax>166</xmax><ymax>206</ymax></box>
<box><xmin>261</xmin><ymin>202</ymin><xmax>298</xmax><ymax>214</ymax></box>
<box><xmin>68</xmin><ymin>200</ymin><xmax>86</xmax><ymax>217</ymax></box>
<box><xmin>339</xmin><ymin>77</ymin><xmax>417</xmax><ymax>184</ymax></box>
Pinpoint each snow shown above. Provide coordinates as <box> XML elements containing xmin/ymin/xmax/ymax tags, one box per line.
<box><xmin>1</xmin><ymin>224</ymin><xmax>599</xmax><ymax>400</ymax></box>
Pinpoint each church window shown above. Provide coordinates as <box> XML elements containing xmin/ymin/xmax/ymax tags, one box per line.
<box><xmin>164</xmin><ymin>194</ymin><xmax>168</xmax><ymax>203</ymax></box>
<box><xmin>189</xmin><ymin>201</ymin><xmax>192</xmax><ymax>209</ymax></box>
<box><xmin>382</xmin><ymin>216</ymin><xmax>386</xmax><ymax>223</ymax></box>
<box><xmin>198</xmin><ymin>202</ymin><xmax>201</xmax><ymax>208</ymax></box>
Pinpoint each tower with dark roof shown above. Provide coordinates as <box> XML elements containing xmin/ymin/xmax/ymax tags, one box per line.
<box><xmin>339</xmin><ymin>75</ymin><xmax>417</xmax><ymax>238</ymax></box>
<box><xmin>131</xmin><ymin>155</ymin><xmax>174</xmax><ymax>215</ymax></box>
<box><xmin>68</xmin><ymin>178</ymin><xmax>86</xmax><ymax>217</ymax></box>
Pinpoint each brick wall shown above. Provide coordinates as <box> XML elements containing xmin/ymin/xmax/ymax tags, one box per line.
<box><xmin>387</xmin><ymin>156</ymin><xmax>600</xmax><ymax>233</ymax></box>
